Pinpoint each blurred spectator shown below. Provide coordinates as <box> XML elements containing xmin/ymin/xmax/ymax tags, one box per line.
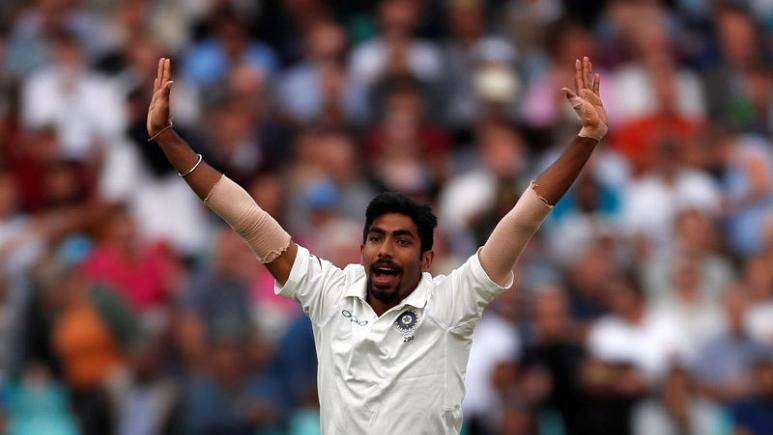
<box><xmin>6</xmin><ymin>127</ymin><xmax>64</xmax><ymax>213</ymax></box>
<box><xmin>439</xmin><ymin>121</ymin><xmax>526</xmax><ymax>255</ymax></box>
<box><xmin>5</xmin><ymin>0</ymin><xmax>109</xmax><ymax>77</ymax></box>
<box><xmin>729</xmin><ymin>350</ymin><xmax>773</xmax><ymax>435</ymax></box>
<box><xmin>519</xmin><ymin>18</ymin><xmax>602</xmax><ymax>135</ymax></box>
<box><xmin>181</xmin><ymin>333</ymin><xmax>285</xmax><ymax>435</ymax></box>
<box><xmin>46</xmin><ymin>258</ymin><xmax>139</xmax><ymax>435</ymax></box>
<box><xmin>178</xmin><ymin>228</ymin><xmax>258</xmax><ymax>367</ymax></box>
<box><xmin>285</xmin><ymin>130</ymin><xmax>376</xmax><ymax>236</ymax></box>
<box><xmin>0</xmin><ymin>165</ymin><xmax>42</xmax><ymax>277</ymax></box>
<box><xmin>364</xmin><ymin>77</ymin><xmax>451</xmax><ymax>198</ymax></box>
<box><xmin>81</xmin><ymin>205</ymin><xmax>179</xmax><ymax>317</ymax></box>
<box><xmin>4</xmin><ymin>363</ymin><xmax>80</xmax><ymax>435</ymax></box>
<box><xmin>651</xmin><ymin>256</ymin><xmax>724</xmax><ymax>359</ymax></box>
<box><xmin>620</xmin><ymin>138</ymin><xmax>720</xmax><ymax>252</ymax></box>
<box><xmin>693</xmin><ymin>283</ymin><xmax>768</xmax><ymax>402</ymax></box>
<box><xmin>345</xmin><ymin>0</ymin><xmax>443</xmax><ymax>123</ymax></box>
<box><xmin>632</xmin><ymin>365</ymin><xmax>731</xmax><ymax>435</ymax></box>
<box><xmin>441</xmin><ymin>0</ymin><xmax>519</xmax><ymax>128</ymax></box>
<box><xmin>181</xmin><ymin>8</ymin><xmax>278</xmax><ymax>89</ymax></box>
<box><xmin>720</xmin><ymin>134</ymin><xmax>773</xmax><ymax>255</ymax></box>
<box><xmin>545</xmin><ymin>171</ymin><xmax>622</xmax><ymax>265</ymax></box>
<box><xmin>496</xmin><ymin>399</ymin><xmax>538</xmax><ymax>435</ymax></box>
<box><xmin>587</xmin><ymin>273</ymin><xmax>690</xmax><ymax>382</ymax></box>
<box><xmin>464</xmin><ymin>285</ymin><xmax>521</xmax><ymax>434</ymax></box>
<box><xmin>564</xmin><ymin>244</ymin><xmax>614</xmax><ymax>328</ymax></box>
<box><xmin>643</xmin><ymin>208</ymin><xmax>734</xmax><ymax>305</ymax></box>
<box><xmin>273</xmin><ymin>314</ymin><xmax>317</xmax><ymax>415</ymax></box>
<box><xmin>743</xmin><ymin>255</ymin><xmax>773</xmax><ymax>346</ymax></box>
<box><xmin>277</xmin><ymin>20</ymin><xmax>348</xmax><ymax>125</ymax></box>
<box><xmin>607</xmin><ymin>3</ymin><xmax>706</xmax><ymax>124</ymax></box>
<box><xmin>21</xmin><ymin>28</ymin><xmax>125</xmax><ymax>161</ymax></box>
<box><xmin>703</xmin><ymin>5</ymin><xmax>771</xmax><ymax>136</ymax></box>
<box><xmin>106</xmin><ymin>334</ymin><xmax>178</xmax><ymax>435</ymax></box>
<box><xmin>520</xmin><ymin>286</ymin><xmax>588</xmax><ymax>435</ymax></box>
<box><xmin>577</xmin><ymin>356</ymin><xmax>646</xmax><ymax>435</ymax></box>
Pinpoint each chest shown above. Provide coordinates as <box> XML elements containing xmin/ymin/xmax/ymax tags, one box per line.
<box><xmin>317</xmin><ymin>302</ymin><xmax>447</xmax><ymax>380</ymax></box>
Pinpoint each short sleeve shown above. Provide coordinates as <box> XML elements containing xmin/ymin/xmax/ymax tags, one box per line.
<box><xmin>275</xmin><ymin>246</ymin><xmax>347</xmax><ymax>325</ymax></box>
<box><xmin>428</xmin><ymin>248</ymin><xmax>514</xmax><ymax>338</ymax></box>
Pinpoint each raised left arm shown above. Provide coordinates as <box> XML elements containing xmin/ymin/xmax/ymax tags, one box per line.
<box><xmin>480</xmin><ymin>57</ymin><xmax>608</xmax><ymax>285</ymax></box>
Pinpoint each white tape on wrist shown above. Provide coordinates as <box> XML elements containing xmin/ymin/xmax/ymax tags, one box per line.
<box><xmin>578</xmin><ymin>125</ymin><xmax>607</xmax><ymax>141</ymax></box>
<box><xmin>204</xmin><ymin>175</ymin><xmax>291</xmax><ymax>263</ymax></box>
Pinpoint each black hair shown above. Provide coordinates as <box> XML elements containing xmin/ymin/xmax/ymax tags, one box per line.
<box><xmin>363</xmin><ymin>192</ymin><xmax>437</xmax><ymax>253</ymax></box>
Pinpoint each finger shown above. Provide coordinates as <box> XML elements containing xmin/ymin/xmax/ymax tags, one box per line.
<box><xmin>574</xmin><ymin>59</ymin><xmax>582</xmax><ymax>92</ymax></box>
<box><xmin>562</xmin><ymin>87</ymin><xmax>583</xmax><ymax>110</ymax></box>
<box><xmin>154</xmin><ymin>58</ymin><xmax>163</xmax><ymax>92</ymax></box>
<box><xmin>162</xmin><ymin>58</ymin><xmax>170</xmax><ymax>83</ymax></box>
<box><xmin>594</xmin><ymin>73</ymin><xmax>600</xmax><ymax>94</ymax></box>
<box><xmin>160</xmin><ymin>58</ymin><xmax>166</xmax><ymax>84</ymax></box>
<box><xmin>582</xmin><ymin>57</ymin><xmax>590</xmax><ymax>90</ymax></box>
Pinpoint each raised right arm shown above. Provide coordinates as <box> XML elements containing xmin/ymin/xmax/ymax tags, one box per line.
<box><xmin>147</xmin><ymin>58</ymin><xmax>297</xmax><ymax>284</ymax></box>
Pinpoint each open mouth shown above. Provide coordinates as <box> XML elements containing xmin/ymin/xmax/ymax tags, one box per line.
<box><xmin>371</xmin><ymin>263</ymin><xmax>401</xmax><ymax>288</ymax></box>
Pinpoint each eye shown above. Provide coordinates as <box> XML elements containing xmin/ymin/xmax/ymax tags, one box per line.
<box><xmin>397</xmin><ymin>239</ymin><xmax>411</xmax><ymax>247</ymax></box>
<box><xmin>368</xmin><ymin>235</ymin><xmax>382</xmax><ymax>243</ymax></box>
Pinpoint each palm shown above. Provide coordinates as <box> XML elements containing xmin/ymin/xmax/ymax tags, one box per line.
<box><xmin>147</xmin><ymin>58</ymin><xmax>173</xmax><ymax>137</ymax></box>
<box><xmin>562</xmin><ymin>57</ymin><xmax>608</xmax><ymax>132</ymax></box>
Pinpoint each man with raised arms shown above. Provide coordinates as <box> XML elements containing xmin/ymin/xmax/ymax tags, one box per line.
<box><xmin>146</xmin><ymin>56</ymin><xmax>607</xmax><ymax>434</ymax></box>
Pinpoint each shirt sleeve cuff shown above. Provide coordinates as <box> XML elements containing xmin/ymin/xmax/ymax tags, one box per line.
<box><xmin>274</xmin><ymin>245</ymin><xmax>310</xmax><ymax>298</ymax></box>
<box><xmin>472</xmin><ymin>247</ymin><xmax>514</xmax><ymax>291</ymax></box>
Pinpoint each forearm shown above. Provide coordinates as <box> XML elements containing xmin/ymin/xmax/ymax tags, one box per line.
<box><xmin>533</xmin><ymin>135</ymin><xmax>599</xmax><ymax>206</ymax></box>
<box><xmin>153</xmin><ymin>128</ymin><xmax>222</xmax><ymax>200</ymax></box>
<box><xmin>153</xmin><ymin>128</ymin><xmax>296</xmax><ymax>282</ymax></box>
<box><xmin>479</xmin><ymin>135</ymin><xmax>598</xmax><ymax>284</ymax></box>
<box><xmin>480</xmin><ymin>184</ymin><xmax>552</xmax><ymax>285</ymax></box>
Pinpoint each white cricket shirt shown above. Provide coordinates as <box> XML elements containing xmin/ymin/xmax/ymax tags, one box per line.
<box><xmin>275</xmin><ymin>245</ymin><xmax>513</xmax><ymax>434</ymax></box>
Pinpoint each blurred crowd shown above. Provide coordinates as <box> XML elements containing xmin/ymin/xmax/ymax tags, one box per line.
<box><xmin>0</xmin><ymin>0</ymin><xmax>771</xmax><ymax>434</ymax></box>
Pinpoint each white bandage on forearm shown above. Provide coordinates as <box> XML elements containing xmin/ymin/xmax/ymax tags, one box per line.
<box><xmin>479</xmin><ymin>183</ymin><xmax>553</xmax><ymax>284</ymax></box>
<box><xmin>204</xmin><ymin>175</ymin><xmax>291</xmax><ymax>263</ymax></box>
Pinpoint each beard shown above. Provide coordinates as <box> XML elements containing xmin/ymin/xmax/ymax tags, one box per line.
<box><xmin>367</xmin><ymin>277</ymin><xmax>402</xmax><ymax>303</ymax></box>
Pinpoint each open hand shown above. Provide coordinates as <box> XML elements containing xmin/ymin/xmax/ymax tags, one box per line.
<box><xmin>562</xmin><ymin>56</ymin><xmax>608</xmax><ymax>141</ymax></box>
<box><xmin>147</xmin><ymin>58</ymin><xmax>173</xmax><ymax>138</ymax></box>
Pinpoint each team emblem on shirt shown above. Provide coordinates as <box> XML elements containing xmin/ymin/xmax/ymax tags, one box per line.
<box><xmin>394</xmin><ymin>309</ymin><xmax>418</xmax><ymax>342</ymax></box>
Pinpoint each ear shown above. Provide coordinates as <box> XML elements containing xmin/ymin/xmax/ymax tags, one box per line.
<box><xmin>420</xmin><ymin>250</ymin><xmax>434</xmax><ymax>272</ymax></box>
<box><xmin>360</xmin><ymin>243</ymin><xmax>365</xmax><ymax>263</ymax></box>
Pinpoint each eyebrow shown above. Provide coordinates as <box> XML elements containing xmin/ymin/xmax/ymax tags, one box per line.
<box><xmin>368</xmin><ymin>227</ymin><xmax>416</xmax><ymax>239</ymax></box>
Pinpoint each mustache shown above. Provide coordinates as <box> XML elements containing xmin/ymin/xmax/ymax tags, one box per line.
<box><xmin>371</xmin><ymin>259</ymin><xmax>402</xmax><ymax>273</ymax></box>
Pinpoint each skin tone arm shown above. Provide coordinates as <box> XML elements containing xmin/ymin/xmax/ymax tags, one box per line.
<box><xmin>480</xmin><ymin>57</ymin><xmax>608</xmax><ymax>284</ymax></box>
<box><xmin>146</xmin><ymin>58</ymin><xmax>297</xmax><ymax>284</ymax></box>
<box><xmin>533</xmin><ymin>56</ymin><xmax>608</xmax><ymax>204</ymax></box>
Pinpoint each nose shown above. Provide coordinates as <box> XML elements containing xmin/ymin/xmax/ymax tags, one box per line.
<box><xmin>377</xmin><ymin>239</ymin><xmax>394</xmax><ymax>259</ymax></box>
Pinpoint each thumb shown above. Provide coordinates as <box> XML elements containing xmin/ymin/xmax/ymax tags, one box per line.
<box><xmin>562</xmin><ymin>87</ymin><xmax>583</xmax><ymax>110</ymax></box>
<box><xmin>163</xmin><ymin>81</ymin><xmax>174</xmax><ymax>95</ymax></box>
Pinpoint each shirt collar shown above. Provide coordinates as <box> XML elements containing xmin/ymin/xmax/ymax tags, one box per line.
<box><xmin>345</xmin><ymin>272</ymin><xmax>432</xmax><ymax>309</ymax></box>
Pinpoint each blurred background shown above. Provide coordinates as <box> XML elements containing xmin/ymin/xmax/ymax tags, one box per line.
<box><xmin>0</xmin><ymin>0</ymin><xmax>771</xmax><ymax>434</ymax></box>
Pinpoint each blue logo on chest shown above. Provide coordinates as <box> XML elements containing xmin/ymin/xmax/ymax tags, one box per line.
<box><xmin>394</xmin><ymin>310</ymin><xmax>418</xmax><ymax>332</ymax></box>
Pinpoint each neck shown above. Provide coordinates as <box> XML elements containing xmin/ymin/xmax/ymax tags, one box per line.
<box><xmin>367</xmin><ymin>294</ymin><xmax>395</xmax><ymax>317</ymax></box>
